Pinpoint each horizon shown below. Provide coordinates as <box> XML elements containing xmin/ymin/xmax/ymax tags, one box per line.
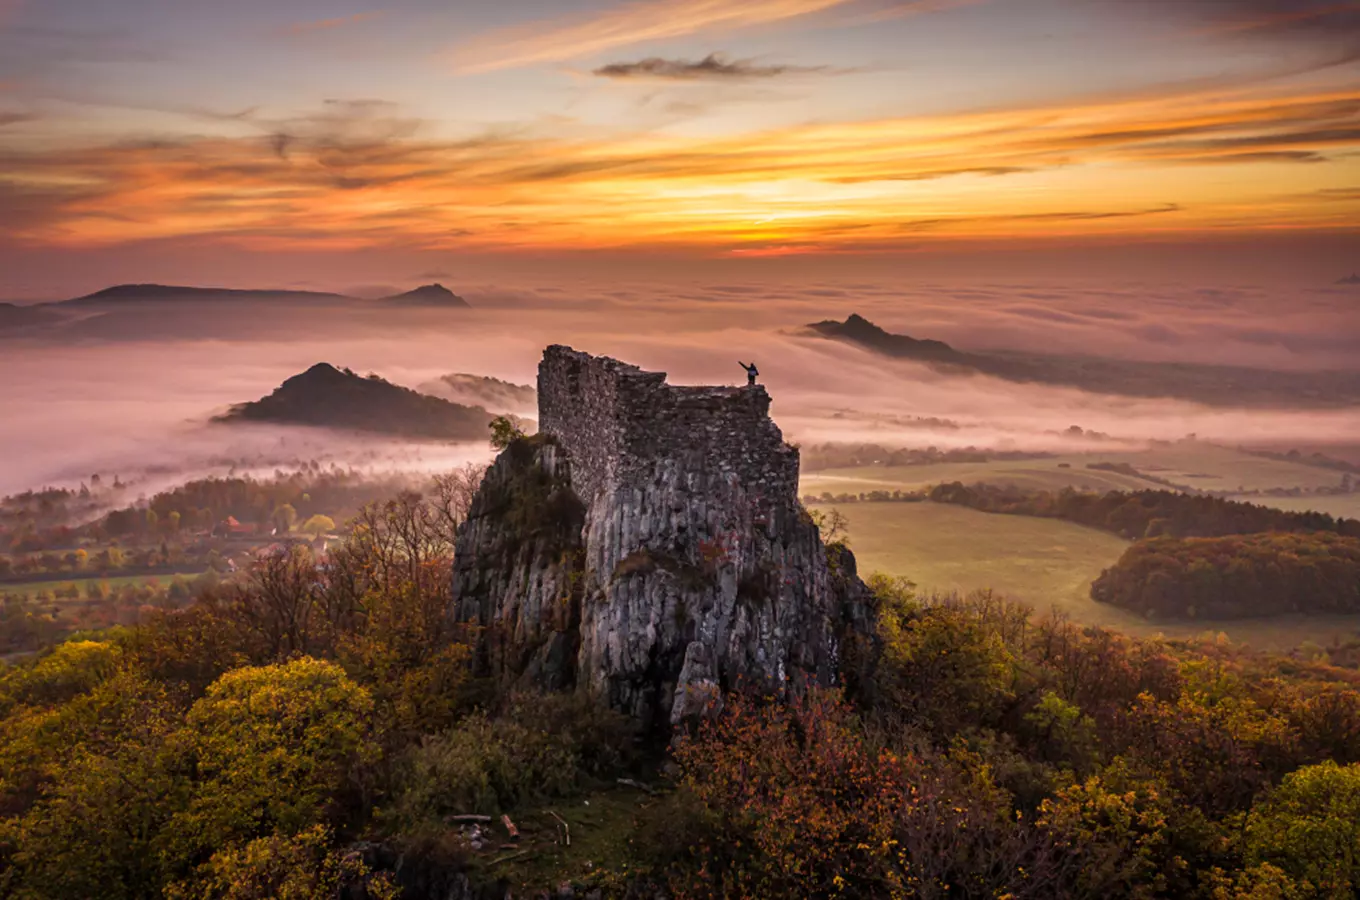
<box><xmin>2</xmin><ymin>0</ymin><xmax>1360</xmax><ymax>296</ymax></box>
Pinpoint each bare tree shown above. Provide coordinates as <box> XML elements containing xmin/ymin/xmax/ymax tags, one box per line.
<box><xmin>228</xmin><ymin>544</ymin><xmax>324</xmax><ymax>660</ymax></box>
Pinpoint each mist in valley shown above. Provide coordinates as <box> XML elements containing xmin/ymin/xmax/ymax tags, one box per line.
<box><xmin>3</xmin><ymin>278</ymin><xmax>1359</xmax><ymax>502</ymax></box>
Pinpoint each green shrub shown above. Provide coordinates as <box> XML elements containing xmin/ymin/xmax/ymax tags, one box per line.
<box><xmin>391</xmin><ymin>691</ymin><xmax>634</xmax><ymax>824</ymax></box>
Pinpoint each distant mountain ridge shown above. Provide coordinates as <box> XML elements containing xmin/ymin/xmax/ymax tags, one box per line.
<box><xmin>807</xmin><ymin>313</ymin><xmax>963</xmax><ymax>362</ymax></box>
<box><xmin>217</xmin><ymin>363</ymin><xmax>498</xmax><ymax>440</ymax></box>
<box><xmin>807</xmin><ymin>314</ymin><xmax>1360</xmax><ymax>408</ymax></box>
<box><xmin>54</xmin><ymin>283</ymin><xmax>471</xmax><ymax>308</ymax></box>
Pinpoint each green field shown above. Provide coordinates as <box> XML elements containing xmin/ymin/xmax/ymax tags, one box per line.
<box><xmin>832</xmin><ymin>501</ymin><xmax>1360</xmax><ymax>651</ymax></box>
<box><xmin>804</xmin><ymin>443</ymin><xmax>1356</xmax><ymax>517</ymax></box>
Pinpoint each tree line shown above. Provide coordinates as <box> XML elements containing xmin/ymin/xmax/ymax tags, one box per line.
<box><xmin>1091</xmin><ymin>532</ymin><xmax>1360</xmax><ymax>620</ymax></box>
<box><xmin>928</xmin><ymin>482</ymin><xmax>1360</xmax><ymax>540</ymax></box>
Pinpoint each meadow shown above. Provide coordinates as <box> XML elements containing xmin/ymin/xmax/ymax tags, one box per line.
<box><xmin>828</xmin><ymin>500</ymin><xmax>1360</xmax><ymax>651</ymax></box>
<box><xmin>803</xmin><ymin>442</ymin><xmax>1360</xmax><ymax>518</ymax></box>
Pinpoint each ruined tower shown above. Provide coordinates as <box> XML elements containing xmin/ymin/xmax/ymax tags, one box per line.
<box><xmin>452</xmin><ymin>346</ymin><xmax>873</xmax><ymax>728</ymax></box>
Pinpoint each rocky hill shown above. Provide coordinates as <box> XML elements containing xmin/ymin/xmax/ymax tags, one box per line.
<box><xmin>452</xmin><ymin>346</ymin><xmax>876</xmax><ymax>731</ymax></box>
<box><xmin>217</xmin><ymin>363</ymin><xmax>497</xmax><ymax>440</ymax></box>
<box><xmin>382</xmin><ymin>283</ymin><xmax>471</xmax><ymax>307</ymax></box>
<box><xmin>808</xmin><ymin>313</ymin><xmax>1360</xmax><ymax>407</ymax></box>
<box><xmin>808</xmin><ymin>313</ymin><xmax>962</xmax><ymax>362</ymax></box>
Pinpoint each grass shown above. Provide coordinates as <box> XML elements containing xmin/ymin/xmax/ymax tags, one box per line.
<box><xmin>833</xmin><ymin>501</ymin><xmax>1360</xmax><ymax>652</ymax></box>
<box><xmin>802</xmin><ymin>443</ymin><xmax>1355</xmax><ymax>507</ymax></box>
<box><xmin>465</xmin><ymin>784</ymin><xmax>657</xmax><ymax>894</ymax></box>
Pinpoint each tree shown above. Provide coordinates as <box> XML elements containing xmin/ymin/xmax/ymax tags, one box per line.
<box><xmin>226</xmin><ymin>545</ymin><xmax>323</xmax><ymax>660</ymax></box>
<box><xmin>299</xmin><ymin>515</ymin><xmax>335</xmax><ymax>537</ymax></box>
<box><xmin>167</xmin><ymin>659</ymin><xmax>377</xmax><ymax>862</ymax></box>
<box><xmin>1243</xmin><ymin>761</ymin><xmax>1360</xmax><ymax>897</ymax></box>
<box><xmin>489</xmin><ymin>415</ymin><xmax>525</xmax><ymax>451</ymax></box>
<box><xmin>272</xmin><ymin>504</ymin><xmax>298</xmax><ymax>534</ymax></box>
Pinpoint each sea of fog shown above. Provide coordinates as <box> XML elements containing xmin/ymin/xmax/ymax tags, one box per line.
<box><xmin>2</xmin><ymin>278</ymin><xmax>1359</xmax><ymax>498</ymax></box>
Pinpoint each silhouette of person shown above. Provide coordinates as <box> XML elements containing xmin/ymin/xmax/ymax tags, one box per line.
<box><xmin>738</xmin><ymin>361</ymin><xmax>759</xmax><ymax>386</ymax></box>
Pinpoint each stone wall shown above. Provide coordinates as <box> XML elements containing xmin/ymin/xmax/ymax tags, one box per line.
<box><xmin>456</xmin><ymin>345</ymin><xmax>874</xmax><ymax>730</ymax></box>
<box><xmin>537</xmin><ymin>344</ymin><xmax>799</xmax><ymax>514</ymax></box>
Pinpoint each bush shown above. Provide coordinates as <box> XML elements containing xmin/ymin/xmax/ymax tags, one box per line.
<box><xmin>165</xmin><ymin>826</ymin><xmax>399</xmax><ymax>900</ymax></box>
<box><xmin>671</xmin><ymin>688</ymin><xmax>1082</xmax><ymax>899</ymax></box>
<box><xmin>391</xmin><ymin>691</ymin><xmax>634</xmax><ymax>824</ymax></box>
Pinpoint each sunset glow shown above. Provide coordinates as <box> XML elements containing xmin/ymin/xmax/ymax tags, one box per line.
<box><xmin>1</xmin><ymin>0</ymin><xmax>1358</xmax><ymax>292</ymax></box>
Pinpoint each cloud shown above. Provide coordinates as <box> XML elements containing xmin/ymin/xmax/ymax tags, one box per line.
<box><xmin>1178</xmin><ymin>0</ymin><xmax>1360</xmax><ymax>39</ymax></box>
<box><xmin>593</xmin><ymin>52</ymin><xmax>829</xmax><ymax>80</ymax></box>
<box><xmin>281</xmin><ymin>11</ymin><xmax>384</xmax><ymax>37</ymax></box>
<box><xmin>452</xmin><ymin>0</ymin><xmax>860</xmax><ymax>73</ymax></box>
<box><xmin>1</xmin><ymin>82</ymin><xmax>1356</xmax><ymax>254</ymax></box>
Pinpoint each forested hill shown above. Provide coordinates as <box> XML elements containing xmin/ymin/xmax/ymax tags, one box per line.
<box><xmin>806</xmin><ymin>314</ymin><xmax>1360</xmax><ymax>407</ymax></box>
<box><xmin>217</xmin><ymin>363</ymin><xmax>498</xmax><ymax>440</ymax></box>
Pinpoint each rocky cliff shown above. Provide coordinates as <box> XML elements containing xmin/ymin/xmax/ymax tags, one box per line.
<box><xmin>452</xmin><ymin>346</ymin><xmax>875</xmax><ymax>729</ymax></box>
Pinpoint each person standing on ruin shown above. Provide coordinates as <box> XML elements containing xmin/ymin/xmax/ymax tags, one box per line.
<box><xmin>738</xmin><ymin>361</ymin><xmax>759</xmax><ymax>386</ymax></box>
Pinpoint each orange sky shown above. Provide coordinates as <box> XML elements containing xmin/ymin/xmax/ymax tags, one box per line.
<box><xmin>1</xmin><ymin>0</ymin><xmax>1358</xmax><ymax>292</ymax></box>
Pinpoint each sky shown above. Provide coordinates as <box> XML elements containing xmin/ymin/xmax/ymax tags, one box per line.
<box><xmin>2</xmin><ymin>0</ymin><xmax>1360</xmax><ymax>296</ymax></box>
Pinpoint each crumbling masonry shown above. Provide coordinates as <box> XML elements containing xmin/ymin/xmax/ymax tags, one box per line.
<box><xmin>452</xmin><ymin>345</ymin><xmax>874</xmax><ymax>729</ymax></box>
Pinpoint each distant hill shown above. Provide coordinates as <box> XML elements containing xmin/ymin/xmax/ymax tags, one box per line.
<box><xmin>0</xmin><ymin>302</ymin><xmax>63</xmax><ymax>331</ymax></box>
<box><xmin>60</xmin><ymin>284</ymin><xmax>356</xmax><ymax>307</ymax></box>
<box><xmin>217</xmin><ymin>363</ymin><xmax>499</xmax><ymax>440</ymax></box>
<box><xmin>806</xmin><ymin>314</ymin><xmax>1360</xmax><ymax>408</ymax></box>
<box><xmin>1338</xmin><ymin>274</ymin><xmax>1360</xmax><ymax>286</ymax></box>
<box><xmin>807</xmin><ymin>314</ymin><xmax>964</xmax><ymax>363</ymax></box>
<box><xmin>417</xmin><ymin>373</ymin><xmax>536</xmax><ymax>413</ymax></box>
<box><xmin>382</xmin><ymin>284</ymin><xmax>471</xmax><ymax>308</ymax></box>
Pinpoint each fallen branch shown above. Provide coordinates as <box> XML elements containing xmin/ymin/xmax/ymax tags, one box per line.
<box><xmin>489</xmin><ymin>849</ymin><xmax>531</xmax><ymax>867</ymax></box>
<box><xmin>549</xmin><ymin>810</ymin><xmax>571</xmax><ymax>847</ymax></box>
<box><xmin>448</xmin><ymin>814</ymin><xmax>493</xmax><ymax>824</ymax></box>
<box><xmin>501</xmin><ymin>813</ymin><xmax>519</xmax><ymax>841</ymax></box>
<box><xmin>617</xmin><ymin>777</ymin><xmax>655</xmax><ymax>795</ymax></box>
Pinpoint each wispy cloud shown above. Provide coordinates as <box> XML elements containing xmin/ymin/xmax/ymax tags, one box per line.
<box><xmin>281</xmin><ymin>11</ymin><xmax>384</xmax><ymax>38</ymax></box>
<box><xmin>1179</xmin><ymin>0</ymin><xmax>1360</xmax><ymax>38</ymax></box>
<box><xmin>594</xmin><ymin>52</ymin><xmax>829</xmax><ymax>80</ymax></box>
<box><xmin>453</xmin><ymin>0</ymin><xmax>860</xmax><ymax>73</ymax></box>
<box><xmin>2</xmin><ymin>82</ymin><xmax>1357</xmax><ymax>253</ymax></box>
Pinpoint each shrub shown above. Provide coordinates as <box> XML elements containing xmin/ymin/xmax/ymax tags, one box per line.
<box><xmin>165</xmin><ymin>826</ymin><xmax>399</xmax><ymax>900</ymax></box>
<box><xmin>672</xmin><ymin>688</ymin><xmax>1082</xmax><ymax>899</ymax></box>
<box><xmin>391</xmin><ymin>691</ymin><xmax>634</xmax><ymax>824</ymax></box>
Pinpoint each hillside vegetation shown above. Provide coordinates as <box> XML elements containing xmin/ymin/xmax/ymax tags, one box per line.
<box><xmin>8</xmin><ymin>503</ymin><xmax>1360</xmax><ymax>896</ymax></box>
<box><xmin>218</xmin><ymin>363</ymin><xmax>498</xmax><ymax>440</ymax></box>
<box><xmin>1092</xmin><ymin>532</ymin><xmax>1360</xmax><ymax>620</ymax></box>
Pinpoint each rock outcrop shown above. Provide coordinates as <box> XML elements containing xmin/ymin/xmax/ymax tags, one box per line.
<box><xmin>452</xmin><ymin>346</ymin><xmax>874</xmax><ymax>729</ymax></box>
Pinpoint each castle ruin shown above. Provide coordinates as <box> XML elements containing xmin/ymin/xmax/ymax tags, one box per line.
<box><xmin>452</xmin><ymin>346</ymin><xmax>873</xmax><ymax>729</ymax></box>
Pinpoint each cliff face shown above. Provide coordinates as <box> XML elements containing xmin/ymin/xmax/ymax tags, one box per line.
<box><xmin>452</xmin><ymin>346</ymin><xmax>874</xmax><ymax>729</ymax></box>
